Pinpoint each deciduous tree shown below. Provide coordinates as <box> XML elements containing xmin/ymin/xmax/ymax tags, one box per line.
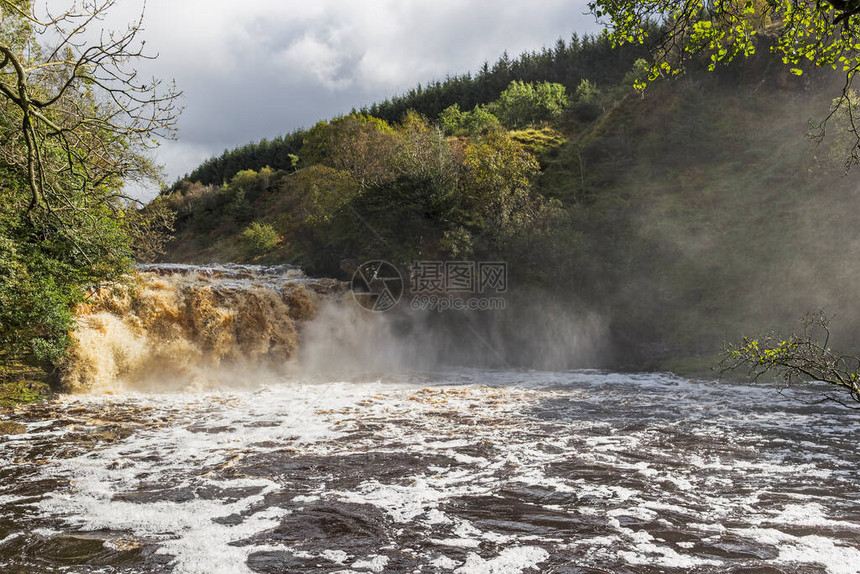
<box><xmin>0</xmin><ymin>0</ymin><xmax>179</xmax><ymax>218</ymax></box>
<box><xmin>721</xmin><ymin>312</ymin><xmax>860</xmax><ymax>408</ymax></box>
<box><xmin>589</xmin><ymin>0</ymin><xmax>860</xmax><ymax>167</ymax></box>
<box><xmin>461</xmin><ymin>132</ymin><xmax>542</xmax><ymax>247</ymax></box>
<box><xmin>302</xmin><ymin>114</ymin><xmax>399</xmax><ymax>188</ymax></box>
<box><xmin>0</xmin><ymin>0</ymin><xmax>179</xmax><ymax>364</ymax></box>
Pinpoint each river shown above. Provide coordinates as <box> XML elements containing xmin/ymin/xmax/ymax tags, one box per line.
<box><xmin>1</xmin><ymin>370</ymin><xmax>859</xmax><ymax>573</ymax></box>
<box><xmin>0</xmin><ymin>265</ymin><xmax>858</xmax><ymax>573</ymax></box>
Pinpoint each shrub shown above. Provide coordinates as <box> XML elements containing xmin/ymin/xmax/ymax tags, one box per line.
<box><xmin>240</xmin><ymin>222</ymin><xmax>280</xmax><ymax>256</ymax></box>
<box><xmin>438</xmin><ymin>104</ymin><xmax>502</xmax><ymax>136</ymax></box>
<box><xmin>491</xmin><ymin>80</ymin><xmax>569</xmax><ymax>128</ymax></box>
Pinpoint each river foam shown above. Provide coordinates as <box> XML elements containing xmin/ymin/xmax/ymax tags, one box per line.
<box><xmin>2</xmin><ymin>371</ymin><xmax>859</xmax><ymax>572</ymax></box>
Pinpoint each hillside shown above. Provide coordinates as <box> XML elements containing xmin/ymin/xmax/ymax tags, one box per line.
<box><xmin>539</xmin><ymin>65</ymin><xmax>860</xmax><ymax>368</ymax></box>
<box><xmin>158</xmin><ymin>43</ymin><xmax>860</xmax><ymax>373</ymax></box>
<box><xmin>173</xmin><ymin>32</ymin><xmax>651</xmax><ymax>188</ymax></box>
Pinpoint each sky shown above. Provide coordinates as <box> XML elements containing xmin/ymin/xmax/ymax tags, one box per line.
<box><xmin>84</xmin><ymin>1</ymin><xmax>601</xmax><ymax>200</ymax></box>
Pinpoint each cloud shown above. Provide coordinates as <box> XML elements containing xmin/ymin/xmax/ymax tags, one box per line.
<box><xmin>56</xmin><ymin>0</ymin><xmax>601</xmax><ymax>199</ymax></box>
<box><xmin>275</xmin><ymin>33</ymin><xmax>358</xmax><ymax>90</ymax></box>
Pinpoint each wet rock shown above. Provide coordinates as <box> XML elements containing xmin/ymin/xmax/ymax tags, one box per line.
<box><xmin>0</xmin><ymin>421</ymin><xmax>26</xmax><ymax>435</ymax></box>
<box><xmin>445</xmin><ymin>493</ymin><xmax>597</xmax><ymax>536</ymax></box>
<box><xmin>693</xmin><ymin>535</ymin><xmax>780</xmax><ymax>560</ymax></box>
<box><xmin>17</xmin><ymin>533</ymin><xmax>148</xmax><ymax>569</ymax></box>
<box><xmin>242</xmin><ymin>501</ymin><xmax>389</xmax><ymax>554</ymax></box>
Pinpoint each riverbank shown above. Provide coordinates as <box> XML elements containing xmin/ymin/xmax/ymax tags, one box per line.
<box><xmin>0</xmin><ymin>361</ymin><xmax>52</xmax><ymax>410</ymax></box>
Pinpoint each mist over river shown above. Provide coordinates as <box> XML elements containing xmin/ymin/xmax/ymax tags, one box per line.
<box><xmin>2</xmin><ymin>370</ymin><xmax>859</xmax><ymax>573</ymax></box>
<box><xmin>1</xmin><ymin>265</ymin><xmax>859</xmax><ymax>573</ymax></box>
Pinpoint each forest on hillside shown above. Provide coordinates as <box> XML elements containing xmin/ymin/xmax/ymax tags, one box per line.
<box><xmin>177</xmin><ymin>32</ymin><xmax>653</xmax><ymax>188</ymax></box>
<box><xmin>162</xmin><ymin>34</ymin><xmax>860</xmax><ymax>372</ymax></box>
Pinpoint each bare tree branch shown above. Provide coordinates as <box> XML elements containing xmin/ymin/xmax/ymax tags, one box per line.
<box><xmin>0</xmin><ymin>0</ymin><xmax>181</xmax><ymax>229</ymax></box>
<box><xmin>720</xmin><ymin>310</ymin><xmax>860</xmax><ymax>408</ymax></box>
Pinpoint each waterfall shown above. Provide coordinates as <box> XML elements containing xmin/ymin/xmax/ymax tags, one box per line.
<box><xmin>61</xmin><ymin>264</ymin><xmax>344</xmax><ymax>392</ymax></box>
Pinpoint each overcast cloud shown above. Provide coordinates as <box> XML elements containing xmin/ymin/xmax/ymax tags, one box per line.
<box><xmin>91</xmin><ymin>1</ymin><xmax>600</xmax><ymax>199</ymax></box>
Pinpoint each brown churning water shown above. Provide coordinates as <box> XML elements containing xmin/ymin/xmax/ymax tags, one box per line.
<box><xmin>61</xmin><ymin>264</ymin><xmax>344</xmax><ymax>392</ymax></box>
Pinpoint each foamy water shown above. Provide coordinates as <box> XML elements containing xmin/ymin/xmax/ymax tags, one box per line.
<box><xmin>62</xmin><ymin>264</ymin><xmax>343</xmax><ymax>393</ymax></box>
<box><xmin>1</xmin><ymin>370</ymin><xmax>859</xmax><ymax>573</ymax></box>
